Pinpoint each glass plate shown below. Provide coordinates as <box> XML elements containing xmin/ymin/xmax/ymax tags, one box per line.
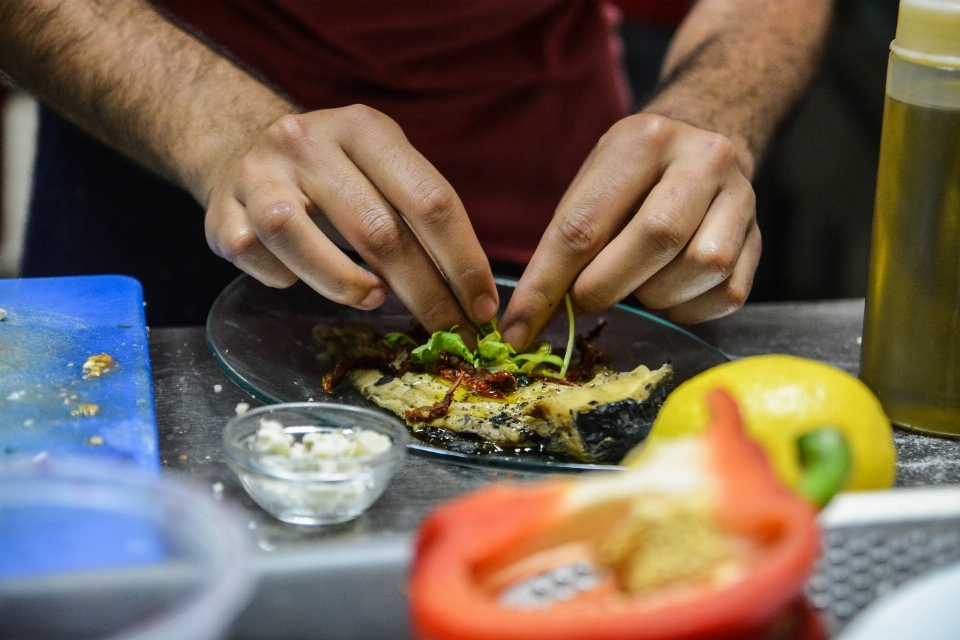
<box><xmin>206</xmin><ymin>275</ymin><xmax>729</xmax><ymax>472</ymax></box>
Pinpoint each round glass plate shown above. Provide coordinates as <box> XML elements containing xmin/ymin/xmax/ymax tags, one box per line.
<box><xmin>206</xmin><ymin>274</ymin><xmax>729</xmax><ymax>472</ymax></box>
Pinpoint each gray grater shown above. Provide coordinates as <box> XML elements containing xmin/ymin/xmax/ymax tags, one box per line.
<box><xmin>815</xmin><ymin>486</ymin><xmax>960</xmax><ymax>636</ymax></box>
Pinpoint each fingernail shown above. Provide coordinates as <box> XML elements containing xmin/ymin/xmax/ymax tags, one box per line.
<box><xmin>359</xmin><ymin>287</ymin><xmax>386</xmax><ymax>310</ymax></box>
<box><xmin>501</xmin><ymin>322</ymin><xmax>528</xmax><ymax>349</ymax></box>
<box><xmin>472</xmin><ymin>294</ymin><xmax>499</xmax><ymax>322</ymax></box>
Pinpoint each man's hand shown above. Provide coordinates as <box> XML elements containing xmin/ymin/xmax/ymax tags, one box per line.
<box><xmin>501</xmin><ymin>114</ymin><xmax>759</xmax><ymax>349</ymax></box>
<box><xmin>500</xmin><ymin>0</ymin><xmax>831</xmax><ymax>349</ymax></box>
<box><xmin>0</xmin><ymin>0</ymin><xmax>499</xmax><ymax>334</ymax></box>
<box><xmin>204</xmin><ymin>105</ymin><xmax>500</xmax><ymax>333</ymax></box>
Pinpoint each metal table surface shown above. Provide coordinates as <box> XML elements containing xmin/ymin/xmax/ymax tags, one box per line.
<box><xmin>150</xmin><ymin>298</ymin><xmax>960</xmax><ymax>639</ymax></box>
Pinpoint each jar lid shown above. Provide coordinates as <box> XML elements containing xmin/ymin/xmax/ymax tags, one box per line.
<box><xmin>892</xmin><ymin>0</ymin><xmax>960</xmax><ymax>68</ymax></box>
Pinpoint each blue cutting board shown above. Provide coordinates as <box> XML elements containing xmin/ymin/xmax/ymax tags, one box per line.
<box><xmin>0</xmin><ymin>275</ymin><xmax>159</xmax><ymax>471</ymax></box>
<box><xmin>0</xmin><ymin>276</ymin><xmax>164</xmax><ymax>580</ymax></box>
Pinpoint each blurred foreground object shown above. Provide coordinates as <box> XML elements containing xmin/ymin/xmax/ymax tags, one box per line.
<box><xmin>409</xmin><ymin>389</ymin><xmax>825</xmax><ymax>640</ymax></box>
<box><xmin>0</xmin><ymin>455</ymin><xmax>255</xmax><ymax>640</ymax></box>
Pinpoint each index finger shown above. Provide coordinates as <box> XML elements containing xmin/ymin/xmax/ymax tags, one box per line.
<box><xmin>499</xmin><ymin>124</ymin><xmax>664</xmax><ymax>349</ymax></box>
<box><xmin>341</xmin><ymin>109</ymin><xmax>500</xmax><ymax>325</ymax></box>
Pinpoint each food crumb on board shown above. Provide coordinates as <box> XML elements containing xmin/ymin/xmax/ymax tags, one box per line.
<box><xmin>214</xmin><ymin>384</ymin><xmax>222</xmax><ymax>393</ymax></box>
<box><xmin>87</xmin><ymin>435</ymin><xmax>104</xmax><ymax>446</ymax></box>
<box><xmin>235</xmin><ymin>402</ymin><xmax>250</xmax><ymax>415</ymax></box>
<box><xmin>179</xmin><ymin>454</ymin><xmax>188</xmax><ymax>461</ymax></box>
<box><xmin>0</xmin><ymin>309</ymin><xmax>6</xmax><ymax>321</ymax></box>
<box><xmin>70</xmin><ymin>403</ymin><xmax>100</xmax><ymax>417</ymax></box>
<box><xmin>82</xmin><ymin>353</ymin><xmax>117</xmax><ymax>379</ymax></box>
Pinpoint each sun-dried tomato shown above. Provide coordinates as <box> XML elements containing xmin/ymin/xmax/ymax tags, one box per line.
<box><xmin>406</xmin><ymin>371</ymin><xmax>465</xmax><ymax>423</ymax></box>
<box><xmin>322</xmin><ymin>354</ymin><xmax>389</xmax><ymax>391</ymax></box>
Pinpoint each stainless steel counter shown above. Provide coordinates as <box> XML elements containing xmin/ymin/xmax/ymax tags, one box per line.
<box><xmin>149</xmin><ymin>299</ymin><xmax>960</xmax><ymax>639</ymax></box>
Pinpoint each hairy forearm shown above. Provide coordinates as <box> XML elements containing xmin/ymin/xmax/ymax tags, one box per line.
<box><xmin>0</xmin><ymin>0</ymin><xmax>297</xmax><ymax>203</ymax></box>
<box><xmin>641</xmin><ymin>0</ymin><xmax>833</xmax><ymax>179</ymax></box>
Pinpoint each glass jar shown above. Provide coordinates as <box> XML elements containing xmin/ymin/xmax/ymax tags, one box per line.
<box><xmin>860</xmin><ymin>0</ymin><xmax>960</xmax><ymax>437</ymax></box>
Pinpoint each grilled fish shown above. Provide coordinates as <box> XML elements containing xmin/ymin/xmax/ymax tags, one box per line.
<box><xmin>316</xmin><ymin>322</ymin><xmax>673</xmax><ymax>464</ymax></box>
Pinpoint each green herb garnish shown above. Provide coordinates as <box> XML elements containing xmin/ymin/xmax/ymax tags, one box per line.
<box><xmin>409</xmin><ymin>328</ymin><xmax>475</xmax><ymax>365</ymax></box>
<box><xmin>395</xmin><ymin>293</ymin><xmax>577</xmax><ymax>377</ymax></box>
<box><xmin>559</xmin><ymin>293</ymin><xmax>575</xmax><ymax>378</ymax></box>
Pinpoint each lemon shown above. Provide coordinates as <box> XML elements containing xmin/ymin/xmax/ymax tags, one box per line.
<box><xmin>643</xmin><ymin>354</ymin><xmax>896</xmax><ymax>492</ymax></box>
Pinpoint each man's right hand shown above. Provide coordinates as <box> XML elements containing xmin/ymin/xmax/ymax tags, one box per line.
<box><xmin>203</xmin><ymin>105</ymin><xmax>500</xmax><ymax>334</ymax></box>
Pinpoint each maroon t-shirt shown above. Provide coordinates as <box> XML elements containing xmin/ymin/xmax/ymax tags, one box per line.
<box><xmin>156</xmin><ymin>1</ymin><xmax>632</xmax><ymax>264</ymax></box>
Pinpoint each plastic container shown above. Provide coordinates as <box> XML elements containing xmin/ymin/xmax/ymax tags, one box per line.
<box><xmin>0</xmin><ymin>455</ymin><xmax>256</xmax><ymax>640</ymax></box>
<box><xmin>860</xmin><ymin>0</ymin><xmax>960</xmax><ymax>437</ymax></box>
<box><xmin>223</xmin><ymin>403</ymin><xmax>408</xmax><ymax>526</ymax></box>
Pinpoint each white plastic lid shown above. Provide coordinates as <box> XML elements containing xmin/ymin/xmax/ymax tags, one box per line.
<box><xmin>892</xmin><ymin>0</ymin><xmax>960</xmax><ymax>68</ymax></box>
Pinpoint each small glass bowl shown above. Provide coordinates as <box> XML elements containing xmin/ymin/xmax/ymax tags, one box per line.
<box><xmin>223</xmin><ymin>403</ymin><xmax>408</xmax><ymax>526</ymax></box>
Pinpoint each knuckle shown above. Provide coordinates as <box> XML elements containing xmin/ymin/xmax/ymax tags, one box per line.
<box><xmin>340</xmin><ymin>103</ymin><xmax>392</xmax><ymax>133</ymax></box>
<box><xmin>640</xmin><ymin>210</ymin><xmax>686</xmax><ymax>255</ymax></box>
<box><xmin>219</xmin><ymin>226</ymin><xmax>259</xmax><ymax>260</ymax></box>
<box><xmin>512</xmin><ymin>285</ymin><xmax>554</xmax><ymax>327</ymax></box>
<box><xmin>575</xmin><ymin>284</ymin><xmax>615</xmax><ymax>314</ymax></box>
<box><xmin>269</xmin><ymin>113</ymin><xmax>308</xmax><ymax>146</ymax></box>
<box><xmin>357</xmin><ymin>207</ymin><xmax>405</xmax><ymax>255</ymax></box>
<box><xmin>698</xmin><ymin>132</ymin><xmax>738</xmax><ymax>170</ymax></box>
<box><xmin>724</xmin><ymin>282</ymin><xmax>750</xmax><ymax>311</ymax></box>
<box><xmin>409</xmin><ymin>178</ymin><xmax>459</xmax><ymax>227</ymax></box>
<box><xmin>253</xmin><ymin>200</ymin><xmax>299</xmax><ymax>238</ymax></box>
<box><xmin>609</xmin><ymin>113</ymin><xmax>671</xmax><ymax>149</ymax></box>
<box><xmin>456</xmin><ymin>262</ymin><xmax>491</xmax><ymax>289</ymax></box>
<box><xmin>709</xmin><ymin>285</ymin><xmax>749</xmax><ymax>320</ymax></box>
<box><xmin>694</xmin><ymin>241</ymin><xmax>738</xmax><ymax>281</ymax></box>
<box><xmin>555</xmin><ymin>210</ymin><xmax>603</xmax><ymax>254</ymax></box>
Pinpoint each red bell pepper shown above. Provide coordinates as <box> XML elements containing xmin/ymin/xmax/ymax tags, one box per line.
<box><xmin>409</xmin><ymin>388</ymin><xmax>824</xmax><ymax>640</ymax></box>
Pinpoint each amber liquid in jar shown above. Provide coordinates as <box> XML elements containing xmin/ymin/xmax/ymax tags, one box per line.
<box><xmin>860</xmin><ymin>95</ymin><xmax>960</xmax><ymax>437</ymax></box>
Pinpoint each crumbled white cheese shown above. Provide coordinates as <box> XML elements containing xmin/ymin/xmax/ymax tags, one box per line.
<box><xmin>250</xmin><ymin>418</ymin><xmax>294</xmax><ymax>455</ymax></box>
<box><xmin>213</xmin><ymin>384</ymin><xmax>223</xmax><ymax>393</ymax></box>
<box><xmin>249</xmin><ymin>418</ymin><xmax>391</xmax><ymax>460</ymax></box>
<box><xmin>235</xmin><ymin>402</ymin><xmax>251</xmax><ymax>415</ymax></box>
